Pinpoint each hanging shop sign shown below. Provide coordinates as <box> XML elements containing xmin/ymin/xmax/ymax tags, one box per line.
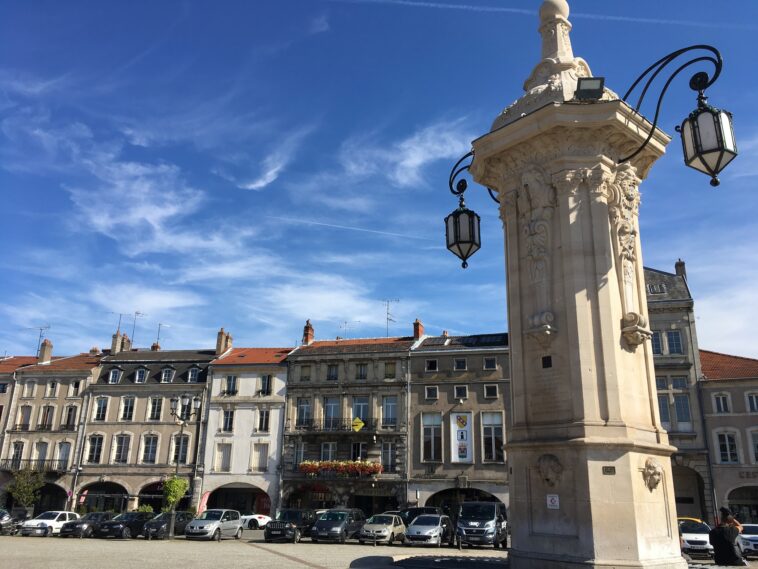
<box><xmin>450</xmin><ymin>412</ymin><xmax>473</xmax><ymax>463</ymax></box>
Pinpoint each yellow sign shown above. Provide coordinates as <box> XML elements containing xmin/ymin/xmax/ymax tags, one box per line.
<box><xmin>352</xmin><ymin>417</ymin><xmax>365</xmax><ymax>432</ymax></box>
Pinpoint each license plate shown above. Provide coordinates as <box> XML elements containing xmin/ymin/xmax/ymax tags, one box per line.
<box><xmin>320</xmin><ymin>531</ymin><xmax>328</xmax><ymax>536</ymax></box>
<box><xmin>270</xmin><ymin>530</ymin><xmax>281</xmax><ymax>535</ymax></box>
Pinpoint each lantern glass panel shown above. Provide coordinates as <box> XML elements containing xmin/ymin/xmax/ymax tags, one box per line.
<box><xmin>719</xmin><ymin>112</ymin><xmax>736</xmax><ymax>152</ymax></box>
<box><xmin>697</xmin><ymin>112</ymin><xmax>719</xmax><ymax>152</ymax></box>
<box><xmin>459</xmin><ymin>212</ymin><xmax>471</xmax><ymax>241</ymax></box>
<box><xmin>682</xmin><ymin>120</ymin><xmax>695</xmax><ymax>162</ymax></box>
<box><xmin>446</xmin><ymin>216</ymin><xmax>455</xmax><ymax>247</ymax></box>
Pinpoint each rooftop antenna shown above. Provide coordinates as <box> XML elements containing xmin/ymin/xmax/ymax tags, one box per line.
<box><xmin>22</xmin><ymin>324</ymin><xmax>51</xmax><ymax>357</ymax></box>
<box><xmin>109</xmin><ymin>312</ymin><xmax>130</xmax><ymax>333</ymax></box>
<box><xmin>340</xmin><ymin>320</ymin><xmax>361</xmax><ymax>339</ymax></box>
<box><xmin>130</xmin><ymin>311</ymin><xmax>146</xmax><ymax>345</ymax></box>
<box><xmin>383</xmin><ymin>299</ymin><xmax>399</xmax><ymax>337</ymax></box>
<box><xmin>156</xmin><ymin>323</ymin><xmax>170</xmax><ymax>345</ymax></box>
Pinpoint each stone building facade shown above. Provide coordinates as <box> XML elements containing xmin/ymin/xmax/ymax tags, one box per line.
<box><xmin>699</xmin><ymin>349</ymin><xmax>758</xmax><ymax>523</ymax></box>
<box><xmin>0</xmin><ymin>356</ymin><xmax>36</xmax><ymax>458</ymax></box>
<box><xmin>199</xmin><ymin>345</ymin><xmax>290</xmax><ymax>515</ymax></box>
<box><xmin>407</xmin><ymin>329</ymin><xmax>510</xmax><ymax>514</ymax></box>
<box><xmin>280</xmin><ymin>320</ymin><xmax>413</xmax><ymax>514</ymax></box>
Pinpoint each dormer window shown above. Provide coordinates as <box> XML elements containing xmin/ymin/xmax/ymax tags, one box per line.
<box><xmin>161</xmin><ymin>368</ymin><xmax>174</xmax><ymax>383</ymax></box>
<box><xmin>108</xmin><ymin>369</ymin><xmax>121</xmax><ymax>384</ymax></box>
<box><xmin>135</xmin><ymin>368</ymin><xmax>147</xmax><ymax>384</ymax></box>
<box><xmin>188</xmin><ymin>368</ymin><xmax>199</xmax><ymax>383</ymax></box>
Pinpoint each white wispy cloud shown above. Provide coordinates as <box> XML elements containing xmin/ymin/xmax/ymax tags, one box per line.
<box><xmin>310</xmin><ymin>15</ymin><xmax>331</xmax><ymax>34</ymax></box>
<box><xmin>235</xmin><ymin>126</ymin><xmax>315</xmax><ymax>190</ymax></box>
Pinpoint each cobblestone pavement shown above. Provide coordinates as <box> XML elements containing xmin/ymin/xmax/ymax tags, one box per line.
<box><xmin>1</xmin><ymin>531</ymin><xmax>754</xmax><ymax>569</ymax></box>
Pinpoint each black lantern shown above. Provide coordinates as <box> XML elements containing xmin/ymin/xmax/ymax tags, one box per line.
<box><xmin>445</xmin><ymin>196</ymin><xmax>481</xmax><ymax>269</ymax></box>
<box><xmin>678</xmin><ymin>93</ymin><xmax>737</xmax><ymax>187</ymax></box>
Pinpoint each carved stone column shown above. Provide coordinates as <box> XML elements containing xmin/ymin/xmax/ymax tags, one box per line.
<box><xmin>469</xmin><ymin>1</ymin><xmax>683</xmax><ymax>568</ymax></box>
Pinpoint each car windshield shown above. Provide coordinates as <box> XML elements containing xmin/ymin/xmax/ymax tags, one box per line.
<box><xmin>679</xmin><ymin>521</ymin><xmax>710</xmax><ymax>534</ymax></box>
<box><xmin>275</xmin><ymin>511</ymin><xmax>302</xmax><ymax>522</ymax></box>
<box><xmin>114</xmin><ymin>513</ymin><xmax>140</xmax><ymax>521</ymax></box>
<box><xmin>399</xmin><ymin>509</ymin><xmax>427</xmax><ymax>524</ymax></box>
<box><xmin>460</xmin><ymin>503</ymin><xmax>496</xmax><ymax>520</ymax></box>
<box><xmin>320</xmin><ymin>512</ymin><xmax>346</xmax><ymax>522</ymax></box>
<box><xmin>411</xmin><ymin>516</ymin><xmax>439</xmax><ymax>526</ymax></box>
<box><xmin>742</xmin><ymin>525</ymin><xmax>758</xmax><ymax>535</ymax></box>
<box><xmin>367</xmin><ymin>515</ymin><xmax>393</xmax><ymax>525</ymax></box>
<box><xmin>83</xmin><ymin>513</ymin><xmax>105</xmax><ymax>521</ymax></box>
<box><xmin>150</xmin><ymin>513</ymin><xmax>171</xmax><ymax>521</ymax></box>
<box><xmin>35</xmin><ymin>512</ymin><xmax>59</xmax><ymax>520</ymax></box>
<box><xmin>197</xmin><ymin>511</ymin><xmax>223</xmax><ymax>521</ymax></box>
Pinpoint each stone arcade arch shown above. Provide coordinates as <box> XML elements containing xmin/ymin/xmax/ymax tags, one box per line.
<box><xmin>425</xmin><ymin>487</ymin><xmax>502</xmax><ymax>519</ymax></box>
<box><xmin>727</xmin><ymin>485</ymin><xmax>758</xmax><ymax>523</ymax></box>
<box><xmin>207</xmin><ymin>482</ymin><xmax>270</xmax><ymax>515</ymax></box>
<box><xmin>5</xmin><ymin>482</ymin><xmax>68</xmax><ymax>515</ymax></box>
<box><xmin>672</xmin><ymin>466</ymin><xmax>706</xmax><ymax>520</ymax></box>
<box><xmin>77</xmin><ymin>482</ymin><xmax>129</xmax><ymax>513</ymax></box>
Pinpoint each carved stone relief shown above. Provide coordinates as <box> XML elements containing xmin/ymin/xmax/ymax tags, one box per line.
<box><xmin>642</xmin><ymin>457</ymin><xmax>664</xmax><ymax>492</ymax></box>
<box><xmin>537</xmin><ymin>453</ymin><xmax>564</xmax><ymax>487</ymax></box>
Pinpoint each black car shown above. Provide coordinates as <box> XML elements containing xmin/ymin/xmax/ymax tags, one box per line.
<box><xmin>142</xmin><ymin>511</ymin><xmax>193</xmax><ymax>540</ymax></box>
<box><xmin>398</xmin><ymin>507</ymin><xmax>443</xmax><ymax>527</ymax></box>
<box><xmin>94</xmin><ymin>511</ymin><xmax>155</xmax><ymax>539</ymax></box>
<box><xmin>264</xmin><ymin>509</ymin><xmax>316</xmax><ymax>543</ymax></box>
<box><xmin>455</xmin><ymin>501</ymin><xmax>508</xmax><ymax>549</ymax></box>
<box><xmin>310</xmin><ymin>508</ymin><xmax>366</xmax><ymax>543</ymax></box>
<box><xmin>59</xmin><ymin>512</ymin><xmax>115</xmax><ymax>538</ymax></box>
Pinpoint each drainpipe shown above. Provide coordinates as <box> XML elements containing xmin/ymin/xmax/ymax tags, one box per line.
<box><xmin>696</xmin><ymin>379</ymin><xmax>718</xmax><ymax>524</ymax></box>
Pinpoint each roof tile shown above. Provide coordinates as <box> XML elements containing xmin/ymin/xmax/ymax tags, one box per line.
<box><xmin>700</xmin><ymin>350</ymin><xmax>758</xmax><ymax>380</ymax></box>
<box><xmin>212</xmin><ymin>347</ymin><xmax>292</xmax><ymax>365</ymax></box>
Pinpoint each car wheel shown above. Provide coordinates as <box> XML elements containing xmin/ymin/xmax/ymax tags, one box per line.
<box><xmin>494</xmin><ymin>538</ymin><xmax>499</xmax><ymax>549</ymax></box>
<box><xmin>389</xmin><ymin>533</ymin><xmax>394</xmax><ymax>545</ymax></box>
<box><xmin>44</xmin><ymin>526</ymin><xmax>52</xmax><ymax>537</ymax></box>
<box><xmin>214</xmin><ymin>529</ymin><xmax>221</xmax><ymax>542</ymax></box>
<box><xmin>235</xmin><ymin>528</ymin><xmax>242</xmax><ymax>540</ymax></box>
<box><xmin>339</xmin><ymin>530</ymin><xmax>346</xmax><ymax>544</ymax></box>
<box><xmin>359</xmin><ymin>539</ymin><xmax>364</xmax><ymax>545</ymax></box>
<box><xmin>122</xmin><ymin>527</ymin><xmax>131</xmax><ymax>539</ymax></box>
<box><xmin>293</xmin><ymin>529</ymin><xmax>301</xmax><ymax>544</ymax></box>
<box><xmin>311</xmin><ymin>538</ymin><xmax>318</xmax><ymax>543</ymax></box>
<box><xmin>265</xmin><ymin>538</ymin><xmax>272</xmax><ymax>543</ymax></box>
<box><xmin>457</xmin><ymin>537</ymin><xmax>462</xmax><ymax>550</ymax></box>
<box><xmin>248</xmin><ymin>519</ymin><xmax>258</xmax><ymax>530</ymax></box>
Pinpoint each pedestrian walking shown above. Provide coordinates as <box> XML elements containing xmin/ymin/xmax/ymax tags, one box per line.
<box><xmin>709</xmin><ymin>507</ymin><xmax>747</xmax><ymax>566</ymax></box>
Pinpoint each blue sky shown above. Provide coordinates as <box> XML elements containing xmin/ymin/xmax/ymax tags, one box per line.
<box><xmin>2</xmin><ymin>0</ymin><xmax>758</xmax><ymax>358</ymax></box>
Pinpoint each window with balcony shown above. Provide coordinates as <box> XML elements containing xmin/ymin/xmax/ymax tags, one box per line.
<box><xmin>382</xmin><ymin>395</ymin><xmax>397</xmax><ymax>427</ymax></box>
<box><xmin>113</xmin><ymin>435</ymin><xmax>130</xmax><ymax>464</ymax></box>
<box><xmin>222</xmin><ymin>409</ymin><xmax>234</xmax><ymax>432</ymax></box>
<box><xmin>483</xmin><ymin>357</ymin><xmax>497</xmax><ymax>371</ymax></box>
<box><xmin>351</xmin><ymin>442</ymin><xmax>367</xmax><ymax>461</ymax></box>
<box><xmin>483</xmin><ymin>412</ymin><xmax>504</xmax><ymax>462</ymax></box>
<box><xmin>454</xmin><ymin>358</ymin><xmax>467</xmax><ymax>371</ymax></box>
<box><xmin>327</xmin><ymin>364</ymin><xmax>338</xmax><ymax>381</ymax></box>
<box><xmin>148</xmin><ymin>397</ymin><xmax>162</xmax><ymax>421</ymax></box>
<box><xmin>224</xmin><ymin>375</ymin><xmax>238</xmax><ymax>395</ymax></box>
<box><xmin>294</xmin><ymin>442</ymin><xmax>305</xmax><ymax>467</ymax></box>
<box><xmin>714</xmin><ymin>394</ymin><xmax>730</xmax><ymax>414</ymax></box>
<box><xmin>321</xmin><ymin>442</ymin><xmax>337</xmax><ymax>461</ymax></box>
<box><xmin>63</xmin><ymin>405</ymin><xmax>77</xmax><ymax>430</ymax></box>
<box><xmin>422</xmin><ymin>413</ymin><xmax>442</xmax><ymax>462</ymax></box>
<box><xmin>296</xmin><ymin>398</ymin><xmax>312</xmax><ymax>427</ymax></box>
<box><xmin>121</xmin><ymin>397</ymin><xmax>135</xmax><ymax>421</ymax></box>
<box><xmin>384</xmin><ymin>361</ymin><xmax>396</xmax><ymax>379</ymax></box>
<box><xmin>382</xmin><ymin>442</ymin><xmax>396</xmax><ymax>473</ymax></box>
<box><xmin>11</xmin><ymin>442</ymin><xmax>24</xmax><ymax>469</ymax></box>
<box><xmin>258</xmin><ymin>409</ymin><xmax>270</xmax><ymax>432</ymax></box>
<box><xmin>717</xmin><ymin>432</ymin><xmax>739</xmax><ymax>464</ymax></box>
<box><xmin>18</xmin><ymin>405</ymin><xmax>31</xmax><ymax>430</ymax></box>
<box><xmin>39</xmin><ymin>405</ymin><xmax>54</xmax><ymax>430</ymax></box>
<box><xmin>356</xmin><ymin>363</ymin><xmax>368</xmax><ymax>380</ymax></box>
<box><xmin>87</xmin><ymin>435</ymin><xmax>103</xmax><ymax>464</ymax></box>
<box><xmin>135</xmin><ymin>368</ymin><xmax>147</xmax><ymax>384</ymax></box>
<box><xmin>352</xmin><ymin>396</ymin><xmax>369</xmax><ymax>421</ymax></box>
<box><xmin>57</xmin><ymin>442</ymin><xmax>71</xmax><ymax>469</ymax></box>
<box><xmin>142</xmin><ymin>435</ymin><xmax>158</xmax><ymax>464</ymax></box>
<box><xmin>323</xmin><ymin>397</ymin><xmax>340</xmax><ymax>430</ymax></box>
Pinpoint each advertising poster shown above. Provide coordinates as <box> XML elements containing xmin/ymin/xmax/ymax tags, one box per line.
<box><xmin>450</xmin><ymin>412</ymin><xmax>473</xmax><ymax>463</ymax></box>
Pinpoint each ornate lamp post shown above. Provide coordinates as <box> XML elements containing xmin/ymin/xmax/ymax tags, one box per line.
<box><xmin>442</xmin><ymin>2</ymin><xmax>737</xmax><ymax>568</ymax></box>
<box><xmin>167</xmin><ymin>393</ymin><xmax>201</xmax><ymax>539</ymax></box>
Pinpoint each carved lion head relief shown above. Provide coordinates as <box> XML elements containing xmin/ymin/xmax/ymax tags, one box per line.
<box><xmin>536</xmin><ymin>453</ymin><xmax>563</xmax><ymax>487</ymax></box>
<box><xmin>642</xmin><ymin>458</ymin><xmax>664</xmax><ymax>492</ymax></box>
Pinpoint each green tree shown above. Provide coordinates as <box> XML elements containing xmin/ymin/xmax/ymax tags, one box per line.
<box><xmin>6</xmin><ymin>469</ymin><xmax>45</xmax><ymax>508</ymax></box>
<box><xmin>162</xmin><ymin>476</ymin><xmax>189</xmax><ymax>512</ymax></box>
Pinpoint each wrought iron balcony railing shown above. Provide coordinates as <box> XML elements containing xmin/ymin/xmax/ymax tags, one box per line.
<box><xmin>0</xmin><ymin>458</ymin><xmax>68</xmax><ymax>472</ymax></box>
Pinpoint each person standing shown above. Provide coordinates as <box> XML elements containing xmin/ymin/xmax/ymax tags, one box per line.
<box><xmin>709</xmin><ymin>507</ymin><xmax>747</xmax><ymax>566</ymax></box>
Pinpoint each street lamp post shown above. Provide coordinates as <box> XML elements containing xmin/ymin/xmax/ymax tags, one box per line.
<box><xmin>167</xmin><ymin>393</ymin><xmax>201</xmax><ymax>539</ymax></box>
<box><xmin>442</xmin><ymin>1</ymin><xmax>738</xmax><ymax>568</ymax></box>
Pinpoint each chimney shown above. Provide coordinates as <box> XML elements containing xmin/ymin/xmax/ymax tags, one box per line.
<box><xmin>302</xmin><ymin>320</ymin><xmax>314</xmax><ymax>346</ymax></box>
<box><xmin>215</xmin><ymin>328</ymin><xmax>226</xmax><ymax>355</ymax></box>
<box><xmin>413</xmin><ymin>318</ymin><xmax>424</xmax><ymax>340</ymax></box>
<box><xmin>111</xmin><ymin>331</ymin><xmax>123</xmax><ymax>355</ymax></box>
<box><xmin>89</xmin><ymin>346</ymin><xmax>100</xmax><ymax>355</ymax></box>
<box><xmin>675</xmin><ymin>258</ymin><xmax>687</xmax><ymax>280</ymax></box>
<box><xmin>224</xmin><ymin>330</ymin><xmax>233</xmax><ymax>353</ymax></box>
<box><xmin>151</xmin><ymin>342</ymin><xmax>161</xmax><ymax>351</ymax></box>
<box><xmin>442</xmin><ymin>330</ymin><xmax>449</xmax><ymax>338</ymax></box>
<box><xmin>38</xmin><ymin>338</ymin><xmax>53</xmax><ymax>364</ymax></box>
<box><xmin>121</xmin><ymin>334</ymin><xmax>132</xmax><ymax>352</ymax></box>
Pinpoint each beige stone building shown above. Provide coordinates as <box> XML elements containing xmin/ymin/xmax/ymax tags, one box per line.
<box><xmin>407</xmin><ymin>328</ymin><xmax>509</xmax><ymax>513</ymax></box>
<box><xmin>200</xmin><ymin>346</ymin><xmax>290</xmax><ymax>515</ymax></box>
<box><xmin>280</xmin><ymin>320</ymin><xmax>413</xmax><ymax>514</ymax></box>
<box><xmin>699</xmin><ymin>350</ymin><xmax>758</xmax><ymax>523</ymax></box>
<box><xmin>0</xmin><ymin>341</ymin><xmax>101</xmax><ymax>513</ymax></box>
<box><xmin>79</xmin><ymin>332</ymin><xmax>216</xmax><ymax>512</ymax></box>
<box><xmin>0</xmin><ymin>356</ymin><xmax>36</xmax><ymax>457</ymax></box>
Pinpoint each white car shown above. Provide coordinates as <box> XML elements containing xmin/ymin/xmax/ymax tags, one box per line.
<box><xmin>241</xmin><ymin>513</ymin><xmax>271</xmax><ymax>530</ymax></box>
<box><xmin>20</xmin><ymin>511</ymin><xmax>79</xmax><ymax>536</ymax></box>
<box><xmin>737</xmin><ymin>523</ymin><xmax>758</xmax><ymax>559</ymax></box>
<box><xmin>677</xmin><ymin>518</ymin><xmax>714</xmax><ymax>558</ymax></box>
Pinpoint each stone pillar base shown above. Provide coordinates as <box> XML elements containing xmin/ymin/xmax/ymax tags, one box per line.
<box><xmin>509</xmin><ymin>551</ymin><xmax>687</xmax><ymax>569</ymax></box>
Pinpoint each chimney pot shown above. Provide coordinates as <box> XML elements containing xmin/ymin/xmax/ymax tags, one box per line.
<box><xmin>413</xmin><ymin>318</ymin><xmax>424</xmax><ymax>340</ymax></box>
<box><xmin>675</xmin><ymin>258</ymin><xmax>687</xmax><ymax>280</ymax></box>
<box><xmin>302</xmin><ymin>319</ymin><xmax>314</xmax><ymax>346</ymax></box>
<box><xmin>442</xmin><ymin>330</ymin><xmax>449</xmax><ymax>337</ymax></box>
<box><xmin>151</xmin><ymin>342</ymin><xmax>161</xmax><ymax>351</ymax></box>
<box><xmin>89</xmin><ymin>346</ymin><xmax>100</xmax><ymax>355</ymax></box>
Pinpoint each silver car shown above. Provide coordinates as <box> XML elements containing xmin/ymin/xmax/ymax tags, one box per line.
<box><xmin>185</xmin><ymin>509</ymin><xmax>243</xmax><ymax>541</ymax></box>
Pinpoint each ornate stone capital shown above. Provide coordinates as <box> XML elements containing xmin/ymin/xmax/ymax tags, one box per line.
<box><xmin>621</xmin><ymin>312</ymin><xmax>652</xmax><ymax>347</ymax></box>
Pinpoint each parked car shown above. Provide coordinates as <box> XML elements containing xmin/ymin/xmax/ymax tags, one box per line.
<box><xmin>142</xmin><ymin>511</ymin><xmax>194</xmax><ymax>540</ymax></box>
<box><xmin>20</xmin><ymin>511</ymin><xmax>79</xmax><ymax>537</ymax></box>
<box><xmin>241</xmin><ymin>513</ymin><xmax>271</xmax><ymax>530</ymax></box>
<box><xmin>405</xmin><ymin>514</ymin><xmax>455</xmax><ymax>547</ymax></box>
<box><xmin>456</xmin><ymin>501</ymin><xmax>508</xmax><ymax>549</ymax></box>
<box><xmin>264</xmin><ymin>509</ymin><xmax>316</xmax><ymax>543</ymax></box>
<box><xmin>310</xmin><ymin>508</ymin><xmax>366</xmax><ymax>543</ymax></box>
<box><xmin>398</xmin><ymin>507</ymin><xmax>443</xmax><ymax>527</ymax></box>
<box><xmin>0</xmin><ymin>509</ymin><xmax>16</xmax><ymax>536</ymax></box>
<box><xmin>677</xmin><ymin>517</ymin><xmax>714</xmax><ymax>558</ymax></box>
<box><xmin>95</xmin><ymin>511</ymin><xmax>154</xmax><ymax>539</ymax></box>
<box><xmin>185</xmin><ymin>509</ymin><xmax>243</xmax><ymax>541</ymax></box>
<box><xmin>59</xmin><ymin>512</ymin><xmax>115</xmax><ymax>538</ymax></box>
<box><xmin>737</xmin><ymin>523</ymin><xmax>758</xmax><ymax>559</ymax></box>
<box><xmin>358</xmin><ymin>514</ymin><xmax>405</xmax><ymax>545</ymax></box>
